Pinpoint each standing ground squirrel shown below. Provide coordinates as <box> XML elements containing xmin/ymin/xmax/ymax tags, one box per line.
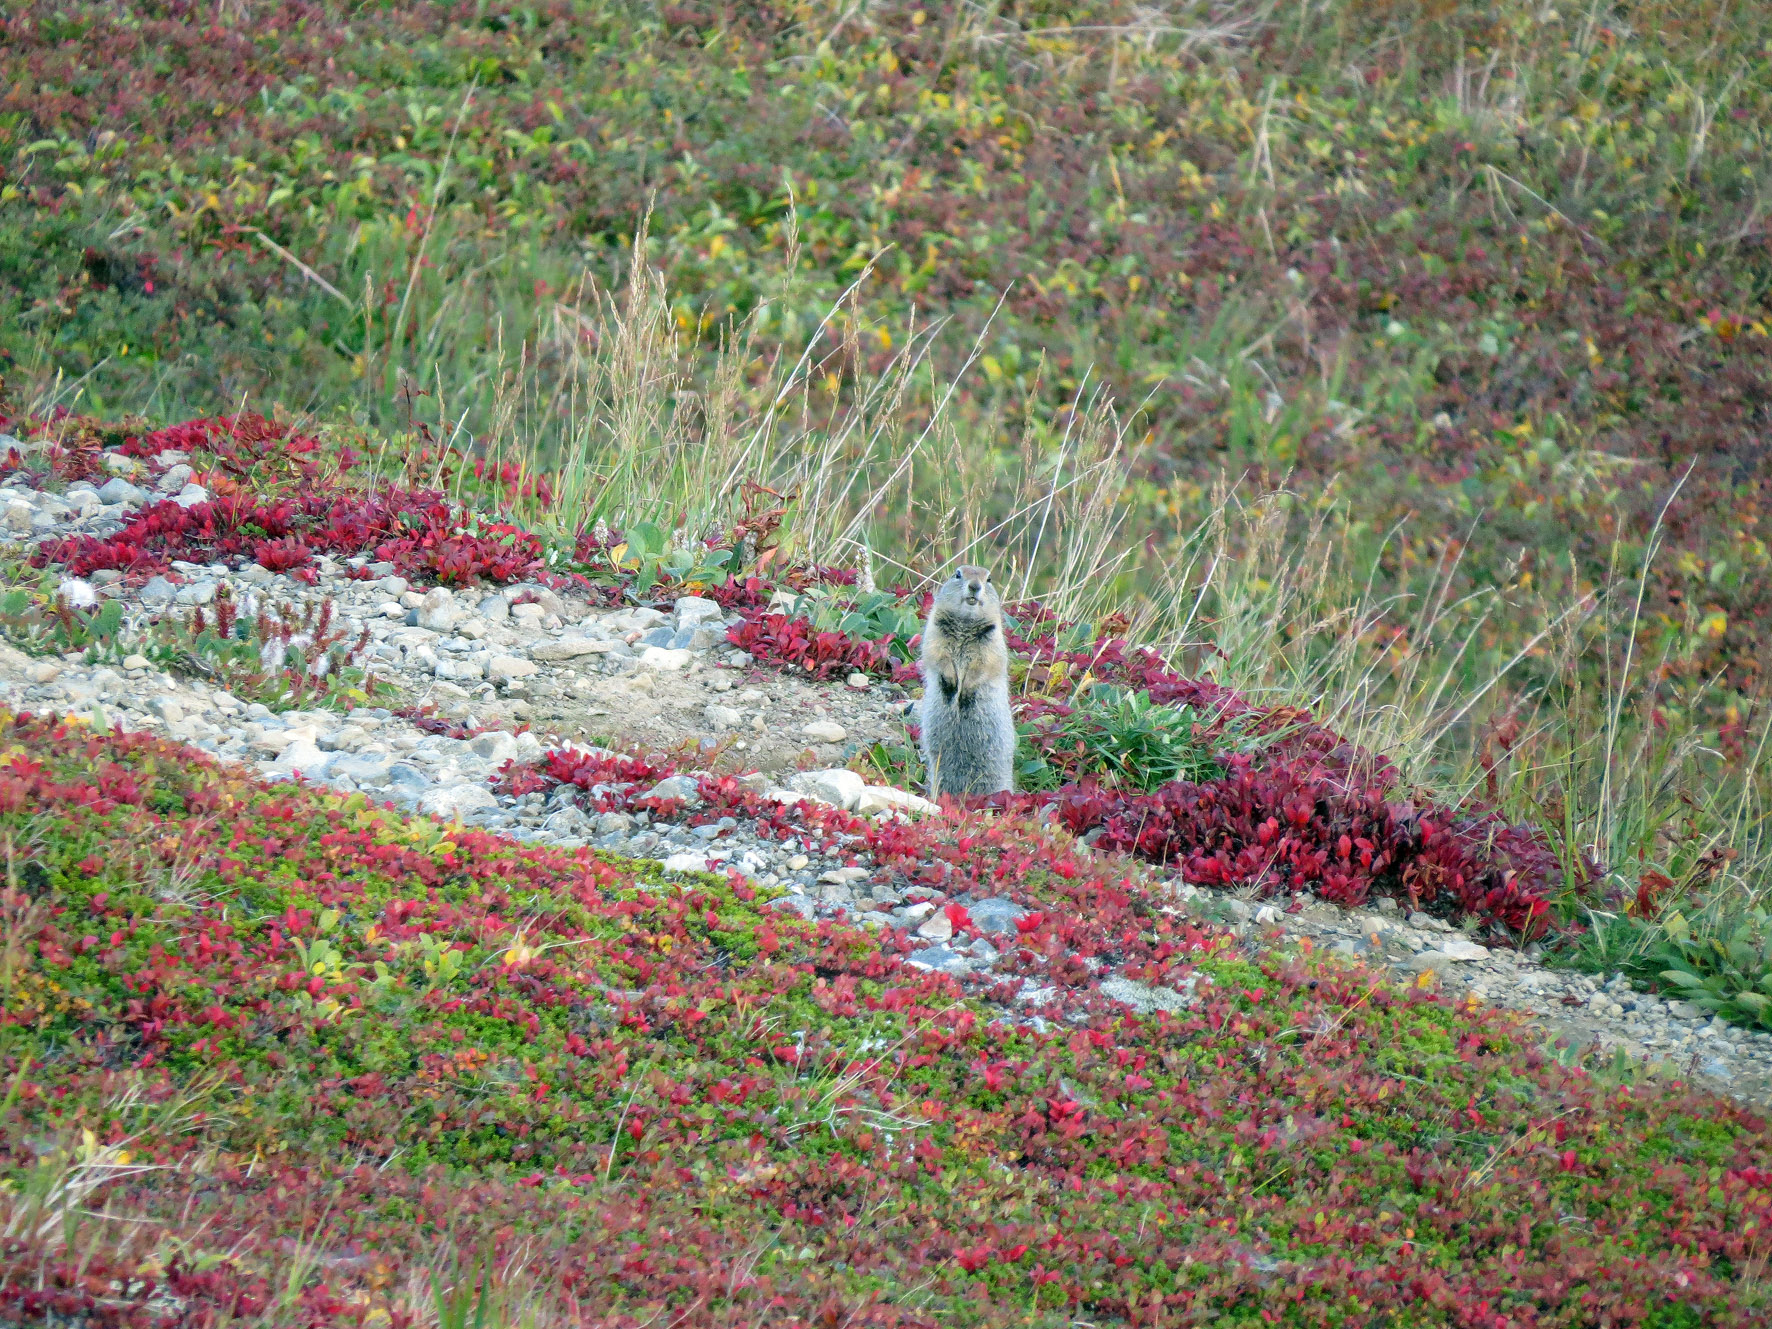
<box><xmin>918</xmin><ymin>564</ymin><xmax>1015</xmax><ymax>798</ymax></box>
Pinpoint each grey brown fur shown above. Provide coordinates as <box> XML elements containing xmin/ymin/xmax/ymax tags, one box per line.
<box><xmin>918</xmin><ymin>563</ymin><xmax>1015</xmax><ymax>799</ymax></box>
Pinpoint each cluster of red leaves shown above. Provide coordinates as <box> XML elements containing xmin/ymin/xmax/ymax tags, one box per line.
<box><xmin>1038</xmin><ymin>761</ymin><xmax>1560</xmax><ymax>938</ymax></box>
<box><xmin>497</xmin><ymin>745</ymin><xmax>677</xmax><ymax>806</ymax></box>
<box><xmin>29</xmin><ymin>415</ymin><xmax>543</xmax><ymax>587</ymax></box>
<box><xmin>724</xmin><ymin>611</ymin><xmax>896</xmax><ymax>679</ymax></box>
<box><xmin>117</xmin><ymin>412</ymin><xmax>333</xmax><ymax>482</ymax></box>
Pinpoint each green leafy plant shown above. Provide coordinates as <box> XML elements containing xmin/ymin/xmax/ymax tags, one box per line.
<box><xmin>786</xmin><ymin>586</ymin><xmax>922</xmax><ymax>661</ymax></box>
<box><xmin>593</xmin><ymin>520</ymin><xmax>735</xmax><ymax>596</ymax></box>
<box><xmin>850</xmin><ymin>737</ymin><xmax>922</xmax><ymax>790</ymax></box>
<box><xmin>1017</xmin><ymin>685</ymin><xmax>1224</xmax><ymax>793</ymax></box>
<box><xmin>1650</xmin><ymin>908</ymin><xmax>1772</xmax><ymax>1030</ymax></box>
<box><xmin>0</xmin><ymin>575</ymin><xmax>125</xmax><ymax>661</ymax></box>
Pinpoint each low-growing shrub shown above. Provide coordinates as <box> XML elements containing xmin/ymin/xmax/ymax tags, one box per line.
<box><xmin>39</xmin><ymin>487</ymin><xmax>543</xmax><ymax>587</ymax></box>
<box><xmin>779</xmin><ymin>584</ymin><xmax>925</xmax><ymax>662</ymax></box>
<box><xmin>0</xmin><ymin>579</ymin><xmax>124</xmax><ymax>658</ymax></box>
<box><xmin>725</xmin><ymin>610</ymin><xmax>898</xmax><ymax>679</ymax></box>
<box><xmin>147</xmin><ymin>585</ymin><xmax>383</xmax><ymax>710</ymax></box>
<box><xmin>0</xmin><ymin>571</ymin><xmax>381</xmax><ymax>710</ymax></box>
<box><xmin>24</xmin><ymin>413</ymin><xmax>545</xmax><ymax>588</ymax></box>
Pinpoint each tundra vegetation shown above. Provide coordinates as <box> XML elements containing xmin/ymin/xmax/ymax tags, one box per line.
<box><xmin>2</xmin><ymin>0</ymin><xmax>1772</xmax><ymax>1323</ymax></box>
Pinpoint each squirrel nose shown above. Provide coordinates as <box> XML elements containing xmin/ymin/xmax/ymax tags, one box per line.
<box><xmin>965</xmin><ymin>580</ymin><xmax>982</xmax><ymax>596</ymax></box>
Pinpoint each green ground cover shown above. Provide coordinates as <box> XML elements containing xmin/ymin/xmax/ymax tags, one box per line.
<box><xmin>2</xmin><ymin>714</ymin><xmax>1771</xmax><ymax>1325</ymax></box>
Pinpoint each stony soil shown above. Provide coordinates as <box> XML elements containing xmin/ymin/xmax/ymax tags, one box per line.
<box><xmin>6</xmin><ymin>464</ymin><xmax>1771</xmax><ymax>1108</ymax></box>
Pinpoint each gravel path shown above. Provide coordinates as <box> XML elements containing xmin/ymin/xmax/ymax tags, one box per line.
<box><xmin>6</xmin><ymin>463</ymin><xmax>1770</xmax><ymax>1109</ymax></box>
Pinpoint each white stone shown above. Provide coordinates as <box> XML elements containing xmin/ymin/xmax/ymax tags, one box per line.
<box><xmin>672</xmin><ymin>595</ymin><xmax>723</xmax><ymax>627</ymax></box>
<box><xmin>639</xmin><ymin>646</ymin><xmax>691</xmax><ymax>670</ymax></box>
<box><xmin>802</xmin><ymin>720</ymin><xmax>847</xmax><ymax>744</ymax></box>
<box><xmin>419</xmin><ymin>784</ymin><xmax>498</xmax><ymax>819</ymax></box>
<box><xmin>663</xmin><ymin>851</ymin><xmax>712</xmax><ymax>873</ymax></box>
<box><xmin>855</xmin><ymin>785</ymin><xmax>939</xmax><ymax>818</ymax></box>
<box><xmin>488</xmin><ymin>656</ymin><xmax>539</xmax><ymax>684</ymax></box>
<box><xmin>1438</xmin><ymin>937</ymin><xmax>1491</xmax><ymax>962</ymax></box>
<box><xmin>467</xmin><ymin>731</ymin><xmax>519</xmax><ymax>764</ymax></box>
<box><xmin>415</xmin><ymin>588</ymin><xmax>460</xmax><ymax>633</ymax></box>
<box><xmin>644</xmin><ymin>775</ymin><xmax>703</xmax><ymax>806</ymax></box>
<box><xmin>271</xmin><ymin>739</ymin><xmax>331</xmax><ymax>778</ymax></box>
<box><xmin>172</xmin><ymin>484</ymin><xmax>210</xmax><ymax>509</ymax></box>
<box><xmin>704</xmin><ymin>704</ymin><xmax>744</xmax><ymax>729</ymax></box>
<box><xmin>846</xmin><ymin>673</ymin><xmax>871</xmax><ymax>690</ymax></box>
<box><xmin>787</xmin><ymin>768</ymin><xmax>865</xmax><ymax>811</ymax></box>
<box><xmin>529</xmin><ymin>637</ymin><xmax>617</xmax><ymax>661</ymax></box>
<box><xmin>916</xmin><ymin>912</ymin><xmax>954</xmax><ymax>941</ymax></box>
<box><xmin>120</xmin><ymin>654</ymin><xmax>150</xmax><ymax>671</ymax></box>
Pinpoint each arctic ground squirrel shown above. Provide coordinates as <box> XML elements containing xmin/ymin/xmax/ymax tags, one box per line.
<box><xmin>918</xmin><ymin>563</ymin><xmax>1015</xmax><ymax>798</ymax></box>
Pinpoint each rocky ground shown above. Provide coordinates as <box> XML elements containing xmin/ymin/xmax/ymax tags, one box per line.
<box><xmin>5</xmin><ymin>459</ymin><xmax>1771</xmax><ymax>1109</ymax></box>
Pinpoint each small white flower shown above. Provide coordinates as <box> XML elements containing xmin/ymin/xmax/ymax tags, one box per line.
<box><xmin>59</xmin><ymin>577</ymin><xmax>98</xmax><ymax>608</ymax></box>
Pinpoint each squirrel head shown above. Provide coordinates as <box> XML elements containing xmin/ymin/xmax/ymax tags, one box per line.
<box><xmin>933</xmin><ymin>563</ymin><xmax>1001</xmax><ymax>617</ymax></box>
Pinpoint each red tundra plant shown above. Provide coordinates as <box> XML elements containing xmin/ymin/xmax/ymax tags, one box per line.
<box><xmin>39</xmin><ymin>488</ymin><xmax>542</xmax><ymax>586</ymax></box>
<box><xmin>725</xmin><ymin>610</ymin><xmax>897</xmax><ymax>678</ymax></box>
<box><xmin>1041</xmin><ymin>757</ymin><xmax>1565</xmax><ymax>939</ymax></box>
<box><xmin>500</xmin><ymin>743</ymin><xmax>678</xmax><ymax>805</ymax></box>
<box><xmin>33</xmin><ymin>413</ymin><xmax>545</xmax><ymax>587</ymax></box>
